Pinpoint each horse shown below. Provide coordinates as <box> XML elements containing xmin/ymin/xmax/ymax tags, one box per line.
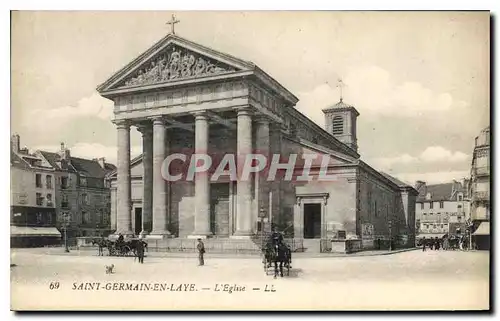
<box><xmin>106</xmin><ymin>240</ymin><xmax>131</xmax><ymax>256</ymax></box>
<box><xmin>263</xmin><ymin>242</ymin><xmax>291</xmax><ymax>278</ymax></box>
<box><xmin>126</xmin><ymin>239</ymin><xmax>148</xmax><ymax>259</ymax></box>
<box><xmin>91</xmin><ymin>238</ymin><xmax>109</xmax><ymax>256</ymax></box>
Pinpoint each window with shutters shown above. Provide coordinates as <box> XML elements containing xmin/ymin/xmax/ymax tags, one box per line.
<box><xmin>332</xmin><ymin>116</ymin><xmax>343</xmax><ymax>135</ymax></box>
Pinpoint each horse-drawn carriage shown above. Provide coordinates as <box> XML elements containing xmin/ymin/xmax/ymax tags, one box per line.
<box><xmin>262</xmin><ymin>241</ymin><xmax>292</xmax><ymax>278</ymax></box>
<box><xmin>92</xmin><ymin>238</ymin><xmax>147</xmax><ymax>257</ymax></box>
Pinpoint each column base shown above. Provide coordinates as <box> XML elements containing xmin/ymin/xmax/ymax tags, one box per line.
<box><xmin>187</xmin><ymin>232</ymin><xmax>213</xmax><ymax>239</ymax></box>
<box><xmin>230</xmin><ymin>232</ymin><xmax>254</xmax><ymax>239</ymax></box>
<box><xmin>147</xmin><ymin>232</ymin><xmax>173</xmax><ymax>239</ymax></box>
<box><xmin>108</xmin><ymin>232</ymin><xmax>134</xmax><ymax>240</ymax></box>
<box><xmin>112</xmin><ymin>231</ymin><xmax>135</xmax><ymax>237</ymax></box>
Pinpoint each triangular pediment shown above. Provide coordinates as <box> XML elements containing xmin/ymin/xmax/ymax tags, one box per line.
<box><xmin>98</xmin><ymin>34</ymin><xmax>254</xmax><ymax>93</ymax></box>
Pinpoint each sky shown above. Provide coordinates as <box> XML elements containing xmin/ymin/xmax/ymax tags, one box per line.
<box><xmin>10</xmin><ymin>11</ymin><xmax>490</xmax><ymax>185</ymax></box>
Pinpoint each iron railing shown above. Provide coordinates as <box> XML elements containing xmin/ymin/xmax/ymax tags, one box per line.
<box><xmin>475</xmin><ymin>166</ymin><xmax>490</xmax><ymax>176</ymax></box>
<box><xmin>474</xmin><ymin>191</ymin><xmax>490</xmax><ymax>201</ymax></box>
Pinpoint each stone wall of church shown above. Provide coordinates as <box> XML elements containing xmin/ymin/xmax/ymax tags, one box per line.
<box><xmin>280</xmin><ymin>137</ymin><xmax>358</xmax><ymax>238</ymax></box>
<box><xmin>294</xmin><ymin>169</ymin><xmax>358</xmax><ymax>238</ymax></box>
<box><xmin>357</xmin><ymin>168</ymin><xmax>411</xmax><ymax>248</ymax></box>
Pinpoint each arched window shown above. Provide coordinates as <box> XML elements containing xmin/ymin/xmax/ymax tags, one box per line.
<box><xmin>332</xmin><ymin>116</ymin><xmax>343</xmax><ymax>135</ymax></box>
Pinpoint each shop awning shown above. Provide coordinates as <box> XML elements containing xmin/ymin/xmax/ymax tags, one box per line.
<box><xmin>473</xmin><ymin>222</ymin><xmax>490</xmax><ymax>236</ymax></box>
<box><xmin>417</xmin><ymin>233</ymin><xmax>446</xmax><ymax>239</ymax></box>
<box><xmin>11</xmin><ymin>226</ymin><xmax>61</xmax><ymax>237</ymax></box>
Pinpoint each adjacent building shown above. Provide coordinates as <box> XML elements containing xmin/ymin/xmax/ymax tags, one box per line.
<box><xmin>415</xmin><ymin>180</ymin><xmax>469</xmax><ymax>242</ymax></box>
<box><xmin>469</xmin><ymin>126</ymin><xmax>490</xmax><ymax>250</ymax></box>
<box><xmin>101</xmin><ymin>32</ymin><xmax>417</xmax><ymax>252</ymax></box>
<box><xmin>10</xmin><ymin>135</ymin><xmax>60</xmax><ymax>247</ymax></box>
<box><xmin>10</xmin><ymin>135</ymin><xmax>116</xmax><ymax>246</ymax></box>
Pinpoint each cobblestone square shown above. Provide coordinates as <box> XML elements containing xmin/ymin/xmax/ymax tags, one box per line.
<box><xmin>10</xmin><ymin>249</ymin><xmax>489</xmax><ymax>310</ymax></box>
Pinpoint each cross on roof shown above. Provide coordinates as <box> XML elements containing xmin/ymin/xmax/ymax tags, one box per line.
<box><xmin>336</xmin><ymin>78</ymin><xmax>346</xmax><ymax>102</ymax></box>
<box><xmin>166</xmin><ymin>14</ymin><xmax>180</xmax><ymax>35</ymax></box>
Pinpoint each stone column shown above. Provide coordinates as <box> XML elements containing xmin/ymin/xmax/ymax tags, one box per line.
<box><xmin>269</xmin><ymin>123</ymin><xmax>282</xmax><ymax>226</ymax></box>
<box><xmin>149</xmin><ymin>117</ymin><xmax>171</xmax><ymax>238</ymax></box>
<box><xmin>233</xmin><ymin>107</ymin><xmax>254</xmax><ymax>237</ymax></box>
<box><xmin>138</xmin><ymin>123</ymin><xmax>153</xmax><ymax>236</ymax></box>
<box><xmin>189</xmin><ymin>111</ymin><xmax>212</xmax><ymax>238</ymax></box>
<box><xmin>294</xmin><ymin>197</ymin><xmax>304</xmax><ymax>239</ymax></box>
<box><xmin>115</xmin><ymin>120</ymin><xmax>133</xmax><ymax>236</ymax></box>
<box><xmin>255</xmin><ymin>116</ymin><xmax>270</xmax><ymax>232</ymax></box>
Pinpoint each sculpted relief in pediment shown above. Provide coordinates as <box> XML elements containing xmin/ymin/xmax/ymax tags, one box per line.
<box><xmin>119</xmin><ymin>45</ymin><xmax>237</xmax><ymax>88</ymax></box>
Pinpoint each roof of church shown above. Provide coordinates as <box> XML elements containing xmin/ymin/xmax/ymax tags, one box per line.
<box><xmin>380</xmin><ymin>172</ymin><xmax>414</xmax><ymax>189</ymax></box>
<box><xmin>322</xmin><ymin>99</ymin><xmax>360</xmax><ymax>115</ymax></box>
<box><xmin>96</xmin><ymin>33</ymin><xmax>299</xmax><ymax>104</ymax></box>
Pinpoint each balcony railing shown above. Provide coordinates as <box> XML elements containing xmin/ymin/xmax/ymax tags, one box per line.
<box><xmin>475</xmin><ymin>166</ymin><xmax>490</xmax><ymax>176</ymax></box>
<box><xmin>474</xmin><ymin>191</ymin><xmax>490</xmax><ymax>201</ymax></box>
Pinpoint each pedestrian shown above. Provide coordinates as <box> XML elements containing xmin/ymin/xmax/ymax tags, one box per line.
<box><xmin>422</xmin><ymin>237</ymin><xmax>427</xmax><ymax>252</ymax></box>
<box><xmin>197</xmin><ymin>238</ymin><xmax>205</xmax><ymax>266</ymax></box>
<box><xmin>136</xmin><ymin>239</ymin><xmax>145</xmax><ymax>264</ymax></box>
<box><xmin>435</xmin><ymin>237</ymin><xmax>440</xmax><ymax>250</ymax></box>
<box><xmin>443</xmin><ymin>237</ymin><xmax>449</xmax><ymax>251</ymax></box>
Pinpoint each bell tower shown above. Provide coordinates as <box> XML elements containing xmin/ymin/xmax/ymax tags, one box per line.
<box><xmin>322</xmin><ymin>80</ymin><xmax>359</xmax><ymax>151</ymax></box>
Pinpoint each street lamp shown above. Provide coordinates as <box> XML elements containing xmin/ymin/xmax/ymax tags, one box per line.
<box><xmin>63</xmin><ymin>213</ymin><xmax>70</xmax><ymax>253</ymax></box>
<box><xmin>259</xmin><ymin>207</ymin><xmax>266</xmax><ymax>251</ymax></box>
<box><xmin>388</xmin><ymin>219</ymin><xmax>393</xmax><ymax>251</ymax></box>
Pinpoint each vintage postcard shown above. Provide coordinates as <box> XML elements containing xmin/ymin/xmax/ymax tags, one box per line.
<box><xmin>10</xmin><ymin>11</ymin><xmax>490</xmax><ymax>311</ymax></box>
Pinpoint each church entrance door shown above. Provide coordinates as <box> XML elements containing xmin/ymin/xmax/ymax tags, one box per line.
<box><xmin>210</xmin><ymin>183</ymin><xmax>230</xmax><ymax>237</ymax></box>
<box><xmin>303</xmin><ymin>203</ymin><xmax>321</xmax><ymax>239</ymax></box>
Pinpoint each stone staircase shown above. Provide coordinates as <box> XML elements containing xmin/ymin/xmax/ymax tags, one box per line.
<box><xmin>146</xmin><ymin>237</ymin><xmax>262</xmax><ymax>254</ymax></box>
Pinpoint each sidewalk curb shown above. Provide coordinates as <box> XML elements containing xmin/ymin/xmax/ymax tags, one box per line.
<box><xmin>11</xmin><ymin>247</ymin><xmax>419</xmax><ymax>259</ymax></box>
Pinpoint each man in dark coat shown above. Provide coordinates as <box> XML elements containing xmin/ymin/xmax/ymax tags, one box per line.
<box><xmin>422</xmin><ymin>237</ymin><xmax>427</xmax><ymax>251</ymax></box>
<box><xmin>197</xmin><ymin>239</ymin><xmax>205</xmax><ymax>266</ymax></box>
<box><xmin>136</xmin><ymin>240</ymin><xmax>145</xmax><ymax>264</ymax></box>
<box><xmin>269</xmin><ymin>225</ymin><xmax>284</xmax><ymax>248</ymax></box>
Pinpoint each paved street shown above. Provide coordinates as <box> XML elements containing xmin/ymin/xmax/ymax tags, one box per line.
<box><xmin>10</xmin><ymin>249</ymin><xmax>489</xmax><ymax>310</ymax></box>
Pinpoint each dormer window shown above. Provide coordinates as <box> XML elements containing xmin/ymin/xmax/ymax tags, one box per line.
<box><xmin>332</xmin><ymin>116</ymin><xmax>343</xmax><ymax>135</ymax></box>
<box><xmin>425</xmin><ymin>192</ymin><xmax>431</xmax><ymax>200</ymax></box>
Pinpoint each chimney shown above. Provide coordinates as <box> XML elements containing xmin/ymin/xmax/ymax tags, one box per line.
<box><xmin>11</xmin><ymin>134</ymin><xmax>20</xmax><ymax>153</ymax></box>
<box><xmin>97</xmin><ymin>157</ymin><xmax>106</xmax><ymax>169</ymax></box>
<box><xmin>59</xmin><ymin>142</ymin><xmax>71</xmax><ymax>161</ymax></box>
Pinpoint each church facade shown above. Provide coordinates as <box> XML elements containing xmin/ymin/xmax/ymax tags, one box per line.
<box><xmin>100</xmin><ymin>33</ymin><xmax>417</xmax><ymax>251</ymax></box>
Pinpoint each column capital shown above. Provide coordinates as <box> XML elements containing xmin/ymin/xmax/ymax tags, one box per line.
<box><xmin>254</xmin><ymin>115</ymin><xmax>271</xmax><ymax>125</ymax></box>
<box><xmin>113</xmin><ymin>119</ymin><xmax>130</xmax><ymax>129</ymax></box>
<box><xmin>149</xmin><ymin>116</ymin><xmax>166</xmax><ymax>126</ymax></box>
<box><xmin>136</xmin><ymin>122</ymin><xmax>153</xmax><ymax>135</ymax></box>
<box><xmin>234</xmin><ymin>106</ymin><xmax>253</xmax><ymax>116</ymax></box>
<box><xmin>191</xmin><ymin>110</ymin><xmax>209</xmax><ymax>120</ymax></box>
